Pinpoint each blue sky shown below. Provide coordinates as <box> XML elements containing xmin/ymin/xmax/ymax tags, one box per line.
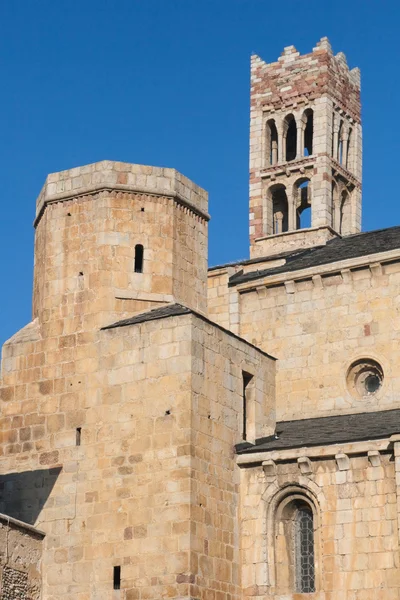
<box><xmin>0</xmin><ymin>0</ymin><xmax>399</xmax><ymax>344</ymax></box>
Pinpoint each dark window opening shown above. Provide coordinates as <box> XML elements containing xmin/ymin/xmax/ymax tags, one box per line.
<box><xmin>134</xmin><ymin>244</ymin><xmax>144</xmax><ymax>273</ymax></box>
<box><xmin>337</xmin><ymin>121</ymin><xmax>344</xmax><ymax>164</ymax></box>
<box><xmin>266</xmin><ymin>119</ymin><xmax>279</xmax><ymax>166</ymax></box>
<box><xmin>271</xmin><ymin>186</ymin><xmax>289</xmax><ymax>235</ymax></box>
<box><xmin>113</xmin><ymin>566</ymin><xmax>121</xmax><ymax>590</ymax></box>
<box><xmin>242</xmin><ymin>372</ymin><xmax>253</xmax><ymax>441</ymax></box>
<box><xmin>76</xmin><ymin>428</ymin><xmax>81</xmax><ymax>446</ymax></box>
<box><xmin>285</xmin><ymin>115</ymin><xmax>297</xmax><ymax>162</ymax></box>
<box><xmin>346</xmin><ymin>128</ymin><xmax>352</xmax><ymax>170</ymax></box>
<box><xmin>304</xmin><ymin>110</ymin><xmax>313</xmax><ymax>156</ymax></box>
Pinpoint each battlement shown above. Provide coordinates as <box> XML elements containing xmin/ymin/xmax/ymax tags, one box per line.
<box><xmin>251</xmin><ymin>37</ymin><xmax>360</xmax><ymax>120</ymax></box>
<box><xmin>35</xmin><ymin>160</ymin><xmax>209</xmax><ymax>225</ymax></box>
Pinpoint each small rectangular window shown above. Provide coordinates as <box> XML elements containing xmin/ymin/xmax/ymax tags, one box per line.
<box><xmin>113</xmin><ymin>566</ymin><xmax>121</xmax><ymax>590</ymax></box>
<box><xmin>134</xmin><ymin>244</ymin><xmax>144</xmax><ymax>273</ymax></box>
<box><xmin>242</xmin><ymin>372</ymin><xmax>253</xmax><ymax>441</ymax></box>
<box><xmin>76</xmin><ymin>427</ymin><xmax>81</xmax><ymax>446</ymax></box>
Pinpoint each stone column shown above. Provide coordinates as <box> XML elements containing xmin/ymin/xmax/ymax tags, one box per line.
<box><xmin>278</xmin><ymin>126</ymin><xmax>285</xmax><ymax>163</ymax></box>
<box><xmin>342</xmin><ymin>131</ymin><xmax>349</xmax><ymax>168</ymax></box>
<box><xmin>296</xmin><ymin>123</ymin><xmax>304</xmax><ymax>159</ymax></box>
<box><xmin>271</xmin><ymin>141</ymin><xmax>278</xmax><ymax>165</ymax></box>
<box><xmin>332</xmin><ymin>116</ymin><xmax>339</xmax><ymax>161</ymax></box>
<box><xmin>287</xmin><ymin>186</ymin><xmax>296</xmax><ymax>231</ymax></box>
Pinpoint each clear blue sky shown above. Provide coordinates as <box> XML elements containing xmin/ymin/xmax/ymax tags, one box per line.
<box><xmin>1</xmin><ymin>0</ymin><xmax>399</xmax><ymax>345</ymax></box>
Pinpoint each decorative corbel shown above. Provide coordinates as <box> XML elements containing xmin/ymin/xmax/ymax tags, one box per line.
<box><xmin>368</xmin><ymin>450</ymin><xmax>381</xmax><ymax>467</ymax></box>
<box><xmin>262</xmin><ymin>459</ymin><xmax>277</xmax><ymax>479</ymax></box>
<box><xmin>297</xmin><ymin>456</ymin><xmax>313</xmax><ymax>475</ymax></box>
<box><xmin>335</xmin><ymin>453</ymin><xmax>350</xmax><ymax>471</ymax></box>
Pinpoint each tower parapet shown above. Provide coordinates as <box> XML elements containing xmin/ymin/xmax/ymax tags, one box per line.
<box><xmin>249</xmin><ymin>37</ymin><xmax>362</xmax><ymax>258</ymax></box>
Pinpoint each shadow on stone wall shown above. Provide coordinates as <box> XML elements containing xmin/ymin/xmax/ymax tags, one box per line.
<box><xmin>0</xmin><ymin>467</ymin><xmax>61</xmax><ymax>525</ymax></box>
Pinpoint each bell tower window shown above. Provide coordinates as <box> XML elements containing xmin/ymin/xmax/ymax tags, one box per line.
<box><xmin>284</xmin><ymin>114</ymin><xmax>297</xmax><ymax>162</ymax></box>
<box><xmin>303</xmin><ymin>109</ymin><xmax>313</xmax><ymax>156</ymax></box>
<box><xmin>270</xmin><ymin>185</ymin><xmax>289</xmax><ymax>235</ymax></box>
<box><xmin>266</xmin><ymin>119</ymin><xmax>279</xmax><ymax>166</ymax></box>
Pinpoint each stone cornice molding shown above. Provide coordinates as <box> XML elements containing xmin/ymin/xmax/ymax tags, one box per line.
<box><xmin>34</xmin><ymin>161</ymin><xmax>210</xmax><ymax>227</ymax></box>
<box><xmin>233</xmin><ymin>247</ymin><xmax>400</xmax><ymax>293</ymax></box>
<box><xmin>236</xmin><ymin>436</ymin><xmax>398</xmax><ymax>467</ymax></box>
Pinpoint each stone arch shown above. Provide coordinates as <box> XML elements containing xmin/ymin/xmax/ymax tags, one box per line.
<box><xmin>265</xmin><ymin>119</ymin><xmax>279</xmax><ymax>166</ymax></box>
<box><xmin>283</xmin><ymin>114</ymin><xmax>297</xmax><ymax>162</ymax></box>
<box><xmin>262</xmin><ymin>480</ymin><xmax>325</xmax><ymax>593</ymax></box>
<box><xmin>265</xmin><ymin>184</ymin><xmax>288</xmax><ymax>236</ymax></box>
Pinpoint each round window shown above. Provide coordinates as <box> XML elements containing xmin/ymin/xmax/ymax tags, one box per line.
<box><xmin>347</xmin><ymin>359</ymin><xmax>384</xmax><ymax>399</ymax></box>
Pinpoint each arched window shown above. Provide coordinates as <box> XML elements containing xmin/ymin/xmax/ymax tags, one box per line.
<box><xmin>338</xmin><ymin>120</ymin><xmax>344</xmax><ymax>165</ymax></box>
<box><xmin>294</xmin><ymin>505</ymin><xmax>315</xmax><ymax>593</ymax></box>
<box><xmin>339</xmin><ymin>190</ymin><xmax>351</xmax><ymax>235</ymax></box>
<box><xmin>271</xmin><ymin>186</ymin><xmax>289</xmax><ymax>234</ymax></box>
<box><xmin>275</xmin><ymin>494</ymin><xmax>317</xmax><ymax>595</ymax></box>
<box><xmin>303</xmin><ymin>109</ymin><xmax>313</xmax><ymax>156</ymax></box>
<box><xmin>134</xmin><ymin>244</ymin><xmax>144</xmax><ymax>273</ymax></box>
<box><xmin>293</xmin><ymin>178</ymin><xmax>311</xmax><ymax>230</ymax></box>
<box><xmin>266</xmin><ymin>119</ymin><xmax>279</xmax><ymax>166</ymax></box>
<box><xmin>331</xmin><ymin>181</ymin><xmax>338</xmax><ymax>230</ymax></box>
<box><xmin>346</xmin><ymin>128</ymin><xmax>352</xmax><ymax>170</ymax></box>
<box><xmin>284</xmin><ymin>114</ymin><xmax>297</xmax><ymax>162</ymax></box>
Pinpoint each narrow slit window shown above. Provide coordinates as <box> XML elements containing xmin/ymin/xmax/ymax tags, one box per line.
<box><xmin>242</xmin><ymin>372</ymin><xmax>253</xmax><ymax>441</ymax></box>
<box><xmin>113</xmin><ymin>566</ymin><xmax>121</xmax><ymax>590</ymax></box>
<box><xmin>134</xmin><ymin>244</ymin><xmax>144</xmax><ymax>273</ymax></box>
<box><xmin>76</xmin><ymin>427</ymin><xmax>81</xmax><ymax>446</ymax></box>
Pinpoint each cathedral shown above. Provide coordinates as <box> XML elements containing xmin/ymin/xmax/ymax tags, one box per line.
<box><xmin>1</xmin><ymin>36</ymin><xmax>400</xmax><ymax>600</ymax></box>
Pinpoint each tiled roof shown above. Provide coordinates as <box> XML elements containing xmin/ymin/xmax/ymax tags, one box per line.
<box><xmin>230</xmin><ymin>225</ymin><xmax>400</xmax><ymax>286</ymax></box>
<box><xmin>236</xmin><ymin>408</ymin><xmax>400</xmax><ymax>454</ymax></box>
<box><xmin>101</xmin><ymin>303</ymin><xmax>276</xmax><ymax>359</ymax></box>
<box><xmin>101</xmin><ymin>303</ymin><xmax>191</xmax><ymax>330</ymax></box>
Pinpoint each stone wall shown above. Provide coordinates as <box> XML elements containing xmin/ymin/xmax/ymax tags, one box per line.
<box><xmin>237</xmin><ymin>258</ymin><xmax>400</xmax><ymax>421</ymax></box>
<box><xmin>0</xmin><ymin>308</ymin><xmax>275</xmax><ymax>600</ymax></box>
<box><xmin>0</xmin><ymin>514</ymin><xmax>44</xmax><ymax>600</ymax></box>
<box><xmin>239</xmin><ymin>442</ymin><xmax>400</xmax><ymax>600</ymax></box>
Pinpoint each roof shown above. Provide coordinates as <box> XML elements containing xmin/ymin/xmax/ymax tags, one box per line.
<box><xmin>236</xmin><ymin>408</ymin><xmax>400</xmax><ymax>454</ymax></box>
<box><xmin>101</xmin><ymin>303</ymin><xmax>276</xmax><ymax>360</ymax></box>
<box><xmin>101</xmin><ymin>303</ymin><xmax>191</xmax><ymax>330</ymax></box>
<box><xmin>208</xmin><ymin>249</ymin><xmax>297</xmax><ymax>272</ymax></box>
<box><xmin>230</xmin><ymin>225</ymin><xmax>400</xmax><ymax>286</ymax></box>
<box><xmin>0</xmin><ymin>513</ymin><xmax>45</xmax><ymax>537</ymax></box>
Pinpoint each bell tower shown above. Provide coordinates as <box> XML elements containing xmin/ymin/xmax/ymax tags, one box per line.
<box><xmin>249</xmin><ymin>37</ymin><xmax>362</xmax><ymax>258</ymax></box>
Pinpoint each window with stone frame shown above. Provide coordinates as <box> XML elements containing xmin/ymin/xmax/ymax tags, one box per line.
<box><xmin>274</xmin><ymin>495</ymin><xmax>316</xmax><ymax>594</ymax></box>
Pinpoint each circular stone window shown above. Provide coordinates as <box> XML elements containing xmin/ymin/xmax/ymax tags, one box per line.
<box><xmin>347</xmin><ymin>359</ymin><xmax>384</xmax><ymax>399</ymax></box>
